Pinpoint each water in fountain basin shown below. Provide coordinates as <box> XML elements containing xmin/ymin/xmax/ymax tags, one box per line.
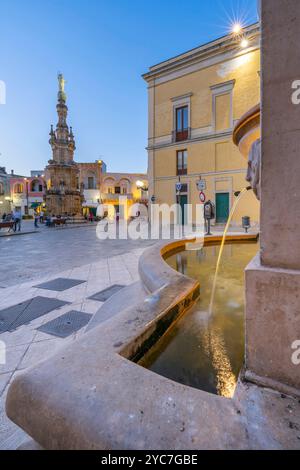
<box><xmin>138</xmin><ymin>241</ymin><xmax>258</xmax><ymax>397</ymax></box>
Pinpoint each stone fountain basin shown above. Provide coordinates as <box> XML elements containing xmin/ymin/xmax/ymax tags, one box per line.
<box><xmin>7</xmin><ymin>233</ymin><xmax>300</xmax><ymax>450</ymax></box>
<box><xmin>233</xmin><ymin>104</ymin><xmax>260</xmax><ymax>158</ymax></box>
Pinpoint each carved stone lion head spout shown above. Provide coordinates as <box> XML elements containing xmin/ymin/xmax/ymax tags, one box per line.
<box><xmin>246</xmin><ymin>138</ymin><xmax>261</xmax><ymax>201</ymax></box>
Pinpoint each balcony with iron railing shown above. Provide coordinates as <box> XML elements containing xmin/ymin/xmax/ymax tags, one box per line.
<box><xmin>177</xmin><ymin>168</ymin><xmax>187</xmax><ymax>176</ymax></box>
<box><xmin>172</xmin><ymin>127</ymin><xmax>191</xmax><ymax>143</ymax></box>
<box><xmin>102</xmin><ymin>192</ymin><xmax>134</xmax><ymax>202</ymax></box>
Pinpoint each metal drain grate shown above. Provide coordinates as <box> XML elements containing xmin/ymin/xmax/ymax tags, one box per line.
<box><xmin>0</xmin><ymin>296</ymin><xmax>70</xmax><ymax>332</ymax></box>
<box><xmin>37</xmin><ymin>310</ymin><xmax>93</xmax><ymax>338</ymax></box>
<box><xmin>34</xmin><ymin>278</ymin><xmax>86</xmax><ymax>292</ymax></box>
<box><xmin>88</xmin><ymin>284</ymin><xmax>125</xmax><ymax>302</ymax></box>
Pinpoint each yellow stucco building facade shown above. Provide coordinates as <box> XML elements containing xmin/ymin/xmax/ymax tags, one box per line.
<box><xmin>143</xmin><ymin>24</ymin><xmax>260</xmax><ymax>226</ymax></box>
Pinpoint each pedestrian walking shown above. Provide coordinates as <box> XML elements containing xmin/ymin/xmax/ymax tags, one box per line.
<box><xmin>34</xmin><ymin>210</ymin><xmax>39</xmax><ymax>228</ymax></box>
<box><xmin>12</xmin><ymin>208</ymin><xmax>21</xmax><ymax>232</ymax></box>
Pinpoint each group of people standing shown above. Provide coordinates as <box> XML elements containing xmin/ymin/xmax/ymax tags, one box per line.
<box><xmin>1</xmin><ymin>209</ymin><xmax>45</xmax><ymax>231</ymax></box>
<box><xmin>1</xmin><ymin>209</ymin><xmax>22</xmax><ymax>232</ymax></box>
<box><xmin>33</xmin><ymin>210</ymin><xmax>44</xmax><ymax>228</ymax></box>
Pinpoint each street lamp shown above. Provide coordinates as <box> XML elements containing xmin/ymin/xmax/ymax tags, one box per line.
<box><xmin>24</xmin><ymin>178</ymin><xmax>29</xmax><ymax>215</ymax></box>
<box><xmin>232</xmin><ymin>23</ymin><xmax>242</xmax><ymax>35</ymax></box>
<box><xmin>230</xmin><ymin>21</ymin><xmax>250</xmax><ymax>50</ymax></box>
<box><xmin>136</xmin><ymin>180</ymin><xmax>144</xmax><ymax>198</ymax></box>
<box><xmin>136</xmin><ymin>180</ymin><xmax>145</xmax><ymax>189</ymax></box>
<box><xmin>241</xmin><ymin>38</ymin><xmax>249</xmax><ymax>49</ymax></box>
<box><xmin>136</xmin><ymin>180</ymin><xmax>149</xmax><ymax>203</ymax></box>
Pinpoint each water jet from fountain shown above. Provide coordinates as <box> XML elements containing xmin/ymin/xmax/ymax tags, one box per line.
<box><xmin>208</xmin><ymin>186</ymin><xmax>252</xmax><ymax>315</ymax></box>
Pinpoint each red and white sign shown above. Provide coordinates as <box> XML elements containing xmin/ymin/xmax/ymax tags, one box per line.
<box><xmin>199</xmin><ymin>191</ymin><xmax>206</xmax><ymax>203</ymax></box>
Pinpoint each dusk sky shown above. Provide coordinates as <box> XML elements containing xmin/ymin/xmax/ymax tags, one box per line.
<box><xmin>0</xmin><ymin>0</ymin><xmax>258</xmax><ymax>176</ymax></box>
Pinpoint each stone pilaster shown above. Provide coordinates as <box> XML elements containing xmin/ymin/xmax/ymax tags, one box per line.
<box><xmin>245</xmin><ymin>0</ymin><xmax>300</xmax><ymax>395</ymax></box>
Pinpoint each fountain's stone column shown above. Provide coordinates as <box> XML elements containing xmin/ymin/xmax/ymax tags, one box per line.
<box><xmin>245</xmin><ymin>0</ymin><xmax>300</xmax><ymax>395</ymax></box>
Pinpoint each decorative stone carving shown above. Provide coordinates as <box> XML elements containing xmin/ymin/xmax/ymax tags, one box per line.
<box><xmin>246</xmin><ymin>138</ymin><xmax>261</xmax><ymax>200</ymax></box>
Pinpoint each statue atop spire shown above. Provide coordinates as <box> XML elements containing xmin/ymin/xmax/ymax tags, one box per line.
<box><xmin>48</xmin><ymin>73</ymin><xmax>76</xmax><ymax>162</ymax></box>
<box><xmin>57</xmin><ymin>72</ymin><xmax>66</xmax><ymax>102</ymax></box>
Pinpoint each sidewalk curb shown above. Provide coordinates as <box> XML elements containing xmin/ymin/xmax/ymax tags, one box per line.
<box><xmin>0</xmin><ymin>230</ymin><xmax>40</xmax><ymax>238</ymax></box>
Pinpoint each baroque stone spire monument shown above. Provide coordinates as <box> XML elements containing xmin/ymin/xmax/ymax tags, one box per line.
<box><xmin>45</xmin><ymin>74</ymin><xmax>82</xmax><ymax>216</ymax></box>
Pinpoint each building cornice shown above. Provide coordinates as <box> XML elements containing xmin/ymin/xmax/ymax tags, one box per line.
<box><xmin>104</xmin><ymin>172</ymin><xmax>147</xmax><ymax>177</ymax></box>
<box><xmin>171</xmin><ymin>92</ymin><xmax>193</xmax><ymax>102</ymax></box>
<box><xmin>142</xmin><ymin>23</ymin><xmax>260</xmax><ymax>84</ymax></box>
<box><xmin>153</xmin><ymin>168</ymin><xmax>247</xmax><ymax>181</ymax></box>
<box><xmin>210</xmin><ymin>79</ymin><xmax>235</xmax><ymax>91</ymax></box>
<box><xmin>146</xmin><ymin>128</ymin><xmax>234</xmax><ymax>151</ymax></box>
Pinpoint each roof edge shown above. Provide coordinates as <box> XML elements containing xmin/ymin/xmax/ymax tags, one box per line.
<box><xmin>142</xmin><ymin>22</ymin><xmax>260</xmax><ymax>82</ymax></box>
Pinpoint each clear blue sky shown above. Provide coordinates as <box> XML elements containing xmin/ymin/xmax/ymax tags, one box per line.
<box><xmin>0</xmin><ymin>0</ymin><xmax>258</xmax><ymax>176</ymax></box>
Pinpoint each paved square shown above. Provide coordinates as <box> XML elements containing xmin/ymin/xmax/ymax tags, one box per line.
<box><xmin>37</xmin><ymin>310</ymin><xmax>93</xmax><ymax>338</ymax></box>
<box><xmin>88</xmin><ymin>284</ymin><xmax>125</xmax><ymax>302</ymax></box>
<box><xmin>34</xmin><ymin>278</ymin><xmax>86</xmax><ymax>292</ymax></box>
<box><xmin>0</xmin><ymin>224</ymin><xmax>154</xmax><ymax>449</ymax></box>
<box><xmin>0</xmin><ymin>222</ymin><xmax>155</xmax><ymax>288</ymax></box>
<box><xmin>0</xmin><ymin>297</ymin><xmax>70</xmax><ymax>332</ymax></box>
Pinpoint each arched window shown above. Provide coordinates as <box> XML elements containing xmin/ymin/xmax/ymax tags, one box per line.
<box><xmin>103</xmin><ymin>178</ymin><xmax>116</xmax><ymax>194</ymax></box>
<box><xmin>119</xmin><ymin>178</ymin><xmax>131</xmax><ymax>195</ymax></box>
<box><xmin>31</xmin><ymin>179</ymin><xmax>43</xmax><ymax>192</ymax></box>
<box><xmin>14</xmin><ymin>183</ymin><xmax>24</xmax><ymax>194</ymax></box>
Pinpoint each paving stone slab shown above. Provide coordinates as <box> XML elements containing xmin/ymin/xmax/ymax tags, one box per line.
<box><xmin>88</xmin><ymin>284</ymin><xmax>125</xmax><ymax>302</ymax></box>
<box><xmin>37</xmin><ymin>311</ymin><xmax>93</xmax><ymax>338</ymax></box>
<box><xmin>34</xmin><ymin>278</ymin><xmax>86</xmax><ymax>292</ymax></box>
<box><xmin>0</xmin><ymin>297</ymin><xmax>70</xmax><ymax>333</ymax></box>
